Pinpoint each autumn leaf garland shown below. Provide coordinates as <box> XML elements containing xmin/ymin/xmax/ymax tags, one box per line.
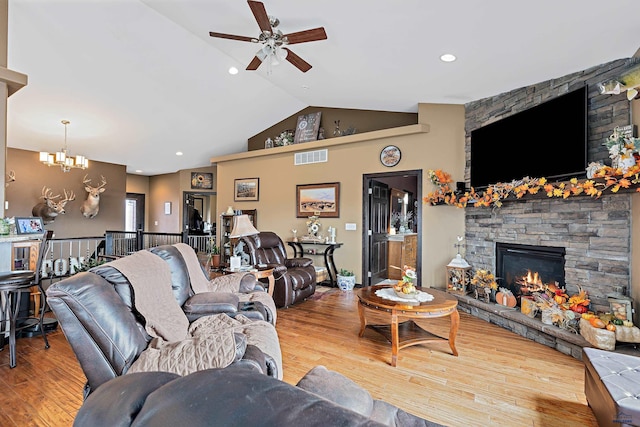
<box><xmin>424</xmin><ymin>164</ymin><xmax>640</xmax><ymax>209</ymax></box>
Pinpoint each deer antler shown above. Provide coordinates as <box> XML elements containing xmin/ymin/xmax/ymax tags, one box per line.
<box><xmin>41</xmin><ymin>186</ymin><xmax>61</xmax><ymax>201</ymax></box>
<box><xmin>83</xmin><ymin>174</ymin><xmax>107</xmax><ymax>189</ymax></box>
<box><xmin>62</xmin><ymin>189</ymin><xmax>76</xmax><ymax>203</ymax></box>
<box><xmin>5</xmin><ymin>170</ymin><xmax>15</xmax><ymax>186</ymax></box>
<box><xmin>97</xmin><ymin>175</ymin><xmax>107</xmax><ymax>189</ymax></box>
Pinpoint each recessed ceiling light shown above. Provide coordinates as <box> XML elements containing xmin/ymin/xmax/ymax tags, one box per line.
<box><xmin>135</xmin><ymin>169</ymin><xmax>142</xmax><ymax>173</ymax></box>
<box><xmin>301</xmin><ymin>85</ymin><xmax>309</xmax><ymax>90</ymax></box>
<box><xmin>228</xmin><ymin>66</ymin><xmax>239</xmax><ymax>75</ymax></box>
<box><xmin>176</xmin><ymin>151</ymin><xmax>183</xmax><ymax>156</ymax></box>
<box><xmin>440</xmin><ymin>53</ymin><xmax>456</xmax><ymax>62</ymax></box>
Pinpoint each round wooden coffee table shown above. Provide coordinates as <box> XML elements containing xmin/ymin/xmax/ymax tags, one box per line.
<box><xmin>356</xmin><ymin>285</ymin><xmax>459</xmax><ymax>367</ymax></box>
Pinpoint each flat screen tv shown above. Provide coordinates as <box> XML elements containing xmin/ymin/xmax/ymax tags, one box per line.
<box><xmin>470</xmin><ymin>86</ymin><xmax>588</xmax><ymax>189</ymax></box>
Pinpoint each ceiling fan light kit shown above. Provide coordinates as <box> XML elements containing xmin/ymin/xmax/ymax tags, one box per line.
<box><xmin>209</xmin><ymin>0</ymin><xmax>327</xmax><ymax>73</ymax></box>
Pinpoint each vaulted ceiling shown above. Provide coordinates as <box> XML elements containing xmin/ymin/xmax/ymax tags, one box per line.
<box><xmin>7</xmin><ymin>0</ymin><xmax>640</xmax><ymax>175</ymax></box>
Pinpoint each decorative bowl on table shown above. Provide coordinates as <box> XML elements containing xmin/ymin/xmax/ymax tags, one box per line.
<box><xmin>394</xmin><ymin>289</ymin><xmax>418</xmax><ymax>299</ymax></box>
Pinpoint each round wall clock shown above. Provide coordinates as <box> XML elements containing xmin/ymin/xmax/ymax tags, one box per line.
<box><xmin>380</xmin><ymin>145</ymin><xmax>401</xmax><ymax>167</ymax></box>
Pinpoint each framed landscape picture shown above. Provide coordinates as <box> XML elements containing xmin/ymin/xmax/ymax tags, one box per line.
<box><xmin>296</xmin><ymin>182</ymin><xmax>340</xmax><ymax>218</ymax></box>
<box><xmin>234</xmin><ymin>178</ymin><xmax>259</xmax><ymax>201</ymax></box>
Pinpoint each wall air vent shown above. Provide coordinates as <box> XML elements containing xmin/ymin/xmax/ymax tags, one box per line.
<box><xmin>294</xmin><ymin>149</ymin><xmax>328</xmax><ymax>165</ymax></box>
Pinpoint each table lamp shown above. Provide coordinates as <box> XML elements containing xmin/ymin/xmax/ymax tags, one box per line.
<box><xmin>229</xmin><ymin>214</ymin><xmax>259</xmax><ymax>269</ymax></box>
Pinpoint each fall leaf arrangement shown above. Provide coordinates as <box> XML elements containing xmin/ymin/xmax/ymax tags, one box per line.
<box><xmin>470</xmin><ymin>269</ymin><xmax>498</xmax><ymax>290</ymax></box>
<box><xmin>423</xmin><ymin>164</ymin><xmax>640</xmax><ymax>209</ymax></box>
<box><xmin>393</xmin><ymin>265</ymin><xmax>417</xmax><ymax>294</ymax></box>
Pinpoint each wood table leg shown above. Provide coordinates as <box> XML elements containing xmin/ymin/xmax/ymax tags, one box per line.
<box><xmin>267</xmin><ymin>274</ymin><xmax>275</xmax><ymax>298</ymax></box>
<box><xmin>357</xmin><ymin>301</ymin><xmax>366</xmax><ymax>337</ymax></box>
<box><xmin>391</xmin><ymin>311</ymin><xmax>398</xmax><ymax>367</ymax></box>
<box><xmin>449</xmin><ymin>308</ymin><xmax>460</xmax><ymax>356</ymax></box>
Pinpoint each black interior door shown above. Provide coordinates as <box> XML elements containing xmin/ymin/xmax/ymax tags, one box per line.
<box><xmin>369</xmin><ymin>180</ymin><xmax>390</xmax><ymax>286</ymax></box>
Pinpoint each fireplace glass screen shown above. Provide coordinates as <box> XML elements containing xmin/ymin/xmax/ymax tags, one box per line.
<box><xmin>496</xmin><ymin>243</ymin><xmax>565</xmax><ymax>303</ymax></box>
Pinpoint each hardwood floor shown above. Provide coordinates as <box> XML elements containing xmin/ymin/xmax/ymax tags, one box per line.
<box><xmin>0</xmin><ymin>287</ymin><xmax>598</xmax><ymax>426</ymax></box>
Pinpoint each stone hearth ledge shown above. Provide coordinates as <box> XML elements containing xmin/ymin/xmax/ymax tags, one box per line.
<box><xmin>453</xmin><ymin>293</ymin><xmax>589</xmax><ymax>360</ymax></box>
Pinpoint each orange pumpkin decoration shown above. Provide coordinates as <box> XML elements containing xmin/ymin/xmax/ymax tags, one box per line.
<box><xmin>496</xmin><ymin>291</ymin><xmax>517</xmax><ymax>308</ymax></box>
<box><xmin>589</xmin><ymin>318</ymin><xmax>605</xmax><ymax>328</ymax></box>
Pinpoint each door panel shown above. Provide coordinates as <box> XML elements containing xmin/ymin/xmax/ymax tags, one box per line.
<box><xmin>369</xmin><ymin>180</ymin><xmax>390</xmax><ymax>285</ymax></box>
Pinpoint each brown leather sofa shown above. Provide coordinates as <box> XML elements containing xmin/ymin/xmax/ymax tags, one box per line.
<box><xmin>72</xmin><ymin>364</ymin><xmax>442</xmax><ymax>427</ymax></box>
<box><xmin>239</xmin><ymin>231</ymin><xmax>316</xmax><ymax>308</ymax></box>
<box><xmin>46</xmin><ymin>246</ymin><xmax>281</xmax><ymax>397</ymax></box>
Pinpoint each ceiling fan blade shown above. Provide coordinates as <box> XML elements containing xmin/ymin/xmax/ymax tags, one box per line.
<box><xmin>248</xmin><ymin>0</ymin><xmax>271</xmax><ymax>33</ymax></box>
<box><xmin>209</xmin><ymin>32</ymin><xmax>256</xmax><ymax>43</ymax></box>
<box><xmin>284</xmin><ymin>27</ymin><xmax>327</xmax><ymax>45</ymax></box>
<box><xmin>283</xmin><ymin>48</ymin><xmax>312</xmax><ymax>72</ymax></box>
<box><xmin>246</xmin><ymin>56</ymin><xmax>263</xmax><ymax>71</ymax></box>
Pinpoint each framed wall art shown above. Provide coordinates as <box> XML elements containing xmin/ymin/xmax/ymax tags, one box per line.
<box><xmin>191</xmin><ymin>172</ymin><xmax>213</xmax><ymax>189</ymax></box>
<box><xmin>164</xmin><ymin>202</ymin><xmax>172</xmax><ymax>215</ymax></box>
<box><xmin>609</xmin><ymin>298</ymin><xmax>633</xmax><ymax>321</ymax></box>
<box><xmin>296</xmin><ymin>182</ymin><xmax>340</xmax><ymax>218</ymax></box>
<box><xmin>294</xmin><ymin>112</ymin><xmax>322</xmax><ymax>144</ymax></box>
<box><xmin>234</xmin><ymin>178</ymin><xmax>259</xmax><ymax>202</ymax></box>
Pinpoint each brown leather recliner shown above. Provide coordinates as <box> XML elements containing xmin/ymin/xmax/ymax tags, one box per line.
<box><xmin>238</xmin><ymin>232</ymin><xmax>316</xmax><ymax>308</ymax></box>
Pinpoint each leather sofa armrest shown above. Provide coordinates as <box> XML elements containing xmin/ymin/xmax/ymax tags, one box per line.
<box><xmin>285</xmin><ymin>257</ymin><xmax>313</xmax><ymax>268</ymax></box>
<box><xmin>238</xmin><ymin>273</ymin><xmax>261</xmax><ymax>293</ymax></box>
<box><xmin>182</xmin><ymin>292</ymin><xmax>239</xmax><ymax>322</ymax></box>
<box><xmin>241</xmin><ymin>344</ymin><xmax>279</xmax><ymax>378</ymax></box>
<box><xmin>265</xmin><ymin>263</ymin><xmax>288</xmax><ymax>277</ymax></box>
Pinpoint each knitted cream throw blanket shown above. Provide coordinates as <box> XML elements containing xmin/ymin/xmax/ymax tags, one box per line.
<box><xmin>174</xmin><ymin>243</ymin><xmax>245</xmax><ymax>294</ymax></box>
<box><xmin>108</xmin><ymin>251</ymin><xmax>189</xmax><ymax>342</ymax></box>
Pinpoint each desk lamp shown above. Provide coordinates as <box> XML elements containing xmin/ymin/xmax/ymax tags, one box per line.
<box><xmin>229</xmin><ymin>214</ymin><xmax>259</xmax><ymax>269</ymax></box>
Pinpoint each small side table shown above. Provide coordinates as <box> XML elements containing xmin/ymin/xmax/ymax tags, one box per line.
<box><xmin>250</xmin><ymin>267</ymin><xmax>275</xmax><ymax>298</ymax></box>
<box><xmin>221</xmin><ymin>266</ymin><xmax>275</xmax><ymax>298</ymax></box>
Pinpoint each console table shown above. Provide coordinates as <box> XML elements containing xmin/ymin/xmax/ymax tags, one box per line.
<box><xmin>287</xmin><ymin>241</ymin><xmax>342</xmax><ymax>287</ymax></box>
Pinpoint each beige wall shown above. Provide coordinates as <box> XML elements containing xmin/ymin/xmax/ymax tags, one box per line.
<box><xmin>149</xmin><ymin>173</ymin><xmax>180</xmax><ymax>232</ymax></box>
<box><xmin>214</xmin><ymin>103</ymin><xmax>466</xmax><ymax>289</ymax></box>
<box><xmin>6</xmin><ymin>147</ymin><xmax>126</xmax><ymax>238</ymax></box>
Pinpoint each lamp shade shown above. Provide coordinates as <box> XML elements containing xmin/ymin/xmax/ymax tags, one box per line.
<box><xmin>230</xmin><ymin>214</ymin><xmax>259</xmax><ymax>238</ymax></box>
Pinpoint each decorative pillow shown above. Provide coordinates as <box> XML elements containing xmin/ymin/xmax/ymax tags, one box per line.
<box><xmin>296</xmin><ymin>365</ymin><xmax>374</xmax><ymax>417</ymax></box>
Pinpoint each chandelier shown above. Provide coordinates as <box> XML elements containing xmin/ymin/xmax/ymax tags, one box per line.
<box><xmin>39</xmin><ymin>120</ymin><xmax>88</xmax><ymax>172</ymax></box>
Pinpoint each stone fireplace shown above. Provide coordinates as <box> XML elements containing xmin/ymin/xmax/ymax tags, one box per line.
<box><xmin>452</xmin><ymin>58</ymin><xmax>640</xmax><ymax>358</ymax></box>
<box><xmin>464</xmin><ymin>195</ymin><xmax>631</xmax><ymax>313</ymax></box>
<box><xmin>496</xmin><ymin>242</ymin><xmax>566</xmax><ymax>305</ymax></box>
<box><xmin>462</xmin><ymin>57</ymin><xmax>637</xmax><ymax>314</ymax></box>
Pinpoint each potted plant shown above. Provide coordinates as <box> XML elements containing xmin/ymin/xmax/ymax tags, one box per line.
<box><xmin>337</xmin><ymin>268</ymin><xmax>356</xmax><ymax>291</ymax></box>
<box><xmin>207</xmin><ymin>236</ymin><xmax>221</xmax><ymax>269</ymax></box>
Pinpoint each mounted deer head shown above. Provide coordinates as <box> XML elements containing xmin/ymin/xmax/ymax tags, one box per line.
<box><xmin>32</xmin><ymin>186</ymin><xmax>76</xmax><ymax>224</ymax></box>
<box><xmin>80</xmin><ymin>175</ymin><xmax>106</xmax><ymax>219</ymax></box>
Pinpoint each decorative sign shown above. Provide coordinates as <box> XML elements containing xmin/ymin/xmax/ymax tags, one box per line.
<box><xmin>618</xmin><ymin>124</ymin><xmax>637</xmax><ymax>138</ymax></box>
<box><xmin>294</xmin><ymin>112</ymin><xmax>322</xmax><ymax>144</ymax></box>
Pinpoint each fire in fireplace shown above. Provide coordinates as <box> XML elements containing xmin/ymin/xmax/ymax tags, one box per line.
<box><xmin>495</xmin><ymin>243</ymin><xmax>565</xmax><ymax>305</ymax></box>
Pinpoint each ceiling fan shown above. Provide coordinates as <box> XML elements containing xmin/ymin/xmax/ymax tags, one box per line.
<box><xmin>209</xmin><ymin>0</ymin><xmax>327</xmax><ymax>73</ymax></box>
